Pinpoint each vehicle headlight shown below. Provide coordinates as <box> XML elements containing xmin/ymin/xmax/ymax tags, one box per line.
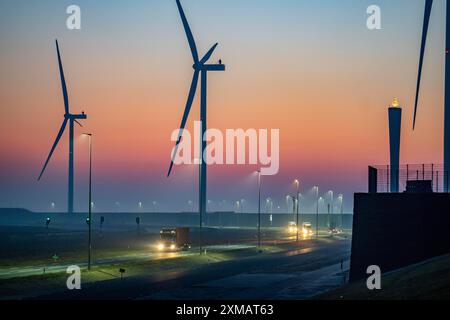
<box><xmin>170</xmin><ymin>244</ymin><xmax>176</xmax><ymax>250</ymax></box>
<box><xmin>157</xmin><ymin>243</ymin><xmax>164</xmax><ymax>251</ymax></box>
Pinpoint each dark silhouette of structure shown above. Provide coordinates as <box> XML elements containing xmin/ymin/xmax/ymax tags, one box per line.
<box><xmin>38</xmin><ymin>40</ymin><xmax>87</xmax><ymax>214</ymax></box>
<box><xmin>350</xmin><ymin>166</ymin><xmax>450</xmax><ymax>281</ymax></box>
<box><xmin>413</xmin><ymin>0</ymin><xmax>450</xmax><ymax>192</ymax></box>
<box><xmin>167</xmin><ymin>0</ymin><xmax>225</xmax><ymax>253</ymax></box>
<box><xmin>389</xmin><ymin>98</ymin><xmax>402</xmax><ymax>193</ymax></box>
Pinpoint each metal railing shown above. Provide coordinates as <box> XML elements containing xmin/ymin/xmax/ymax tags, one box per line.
<box><xmin>370</xmin><ymin>164</ymin><xmax>449</xmax><ymax>193</ymax></box>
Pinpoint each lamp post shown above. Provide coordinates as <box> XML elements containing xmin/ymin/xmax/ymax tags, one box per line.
<box><xmin>285</xmin><ymin>195</ymin><xmax>290</xmax><ymax>214</ymax></box>
<box><xmin>338</xmin><ymin>194</ymin><xmax>344</xmax><ymax>230</ymax></box>
<box><xmin>314</xmin><ymin>186</ymin><xmax>319</xmax><ymax>237</ymax></box>
<box><xmin>256</xmin><ymin>170</ymin><xmax>262</xmax><ymax>249</ymax></box>
<box><xmin>294</xmin><ymin>180</ymin><xmax>300</xmax><ymax>242</ymax></box>
<box><xmin>46</xmin><ymin>217</ymin><xmax>51</xmax><ymax>237</ymax></box>
<box><xmin>235</xmin><ymin>201</ymin><xmax>240</xmax><ymax>227</ymax></box>
<box><xmin>83</xmin><ymin>133</ymin><xmax>92</xmax><ymax>271</ymax></box>
<box><xmin>328</xmin><ymin>190</ymin><xmax>333</xmax><ymax>230</ymax></box>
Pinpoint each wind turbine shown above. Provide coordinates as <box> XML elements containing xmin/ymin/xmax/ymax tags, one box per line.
<box><xmin>413</xmin><ymin>0</ymin><xmax>450</xmax><ymax>191</ymax></box>
<box><xmin>38</xmin><ymin>40</ymin><xmax>87</xmax><ymax>213</ymax></box>
<box><xmin>167</xmin><ymin>0</ymin><xmax>225</xmax><ymax>248</ymax></box>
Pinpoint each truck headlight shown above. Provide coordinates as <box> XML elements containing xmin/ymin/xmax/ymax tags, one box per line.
<box><xmin>157</xmin><ymin>243</ymin><xmax>164</xmax><ymax>251</ymax></box>
<box><xmin>170</xmin><ymin>244</ymin><xmax>176</xmax><ymax>250</ymax></box>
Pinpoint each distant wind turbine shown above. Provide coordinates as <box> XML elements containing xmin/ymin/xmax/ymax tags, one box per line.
<box><xmin>413</xmin><ymin>0</ymin><xmax>450</xmax><ymax>191</ymax></box>
<box><xmin>167</xmin><ymin>0</ymin><xmax>225</xmax><ymax>243</ymax></box>
<box><xmin>38</xmin><ymin>40</ymin><xmax>87</xmax><ymax>213</ymax></box>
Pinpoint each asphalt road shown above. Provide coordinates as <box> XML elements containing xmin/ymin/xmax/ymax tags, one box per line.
<box><xmin>33</xmin><ymin>237</ymin><xmax>351</xmax><ymax>300</ymax></box>
<box><xmin>0</xmin><ymin>244</ymin><xmax>257</xmax><ymax>280</ymax></box>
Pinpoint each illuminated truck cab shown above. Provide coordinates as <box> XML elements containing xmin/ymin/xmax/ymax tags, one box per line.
<box><xmin>157</xmin><ymin>227</ymin><xmax>190</xmax><ymax>252</ymax></box>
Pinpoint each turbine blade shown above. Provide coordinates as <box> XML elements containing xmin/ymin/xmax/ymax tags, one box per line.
<box><xmin>413</xmin><ymin>0</ymin><xmax>433</xmax><ymax>130</ymax></box>
<box><xmin>167</xmin><ymin>70</ymin><xmax>200</xmax><ymax>177</ymax></box>
<box><xmin>38</xmin><ymin>118</ymin><xmax>68</xmax><ymax>181</ymax></box>
<box><xmin>56</xmin><ymin>40</ymin><xmax>70</xmax><ymax>115</ymax></box>
<box><xmin>175</xmin><ymin>0</ymin><xmax>199</xmax><ymax>63</ymax></box>
<box><xmin>200</xmin><ymin>43</ymin><xmax>218</xmax><ymax>64</ymax></box>
<box><xmin>74</xmin><ymin>119</ymin><xmax>83</xmax><ymax>127</ymax></box>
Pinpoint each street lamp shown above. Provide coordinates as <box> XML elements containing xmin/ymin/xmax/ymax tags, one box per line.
<box><xmin>83</xmin><ymin>133</ymin><xmax>92</xmax><ymax>271</ymax></box>
<box><xmin>46</xmin><ymin>217</ymin><xmax>51</xmax><ymax>236</ymax></box>
<box><xmin>294</xmin><ymin>180</ymin><xmax>301</xmax><ymax>242</ymax></box>
<box><xmin>256</xmin><ymin>170</ymin><xmax>262</xmax><ymax>249</ymax></box>
<box><xmin>318</xmin><ymin>196</ymin><xmax>324</xmax><ymax>232</ymax></box>
<box><xmin>328</xmin><ymin>191</ymin><xmax>334</xmax><ymax>212</ymax></box>
<box><xmin>314</xmin><ymin>186</ymin><xmax>319</xmax><ymax>237</ymax></box>
<box><xmin>285</xmin><ymin>195</ymin><xmax>291</xmax><ymax>214</ymax></box>
<box><xmin>338</xmin><ymin>194</ymin><xmax>344</xmax><ymax>230</ymax></box>
<box><xmin>328</xmin><ymin>190</ymin><xmax>334</xmax><ymax>230</ymax></box>
<box><xmin>235</xmin><ymin>201</ymin><xmax>240</xmax><ymax>227</ymax></box>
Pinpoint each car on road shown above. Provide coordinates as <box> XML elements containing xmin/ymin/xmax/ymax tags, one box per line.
<box><xmin>329</xmin><ymin>227</ymin><xmax>342</xmax><ymax>235</ymax></box>
<box><xmin>287</xmin><ymin>221</ymin><xmax>298</xmax><ymax>234</ymax></box>
<box><xmin>302</xmin><ymin>222</ymin><xmax>313</xmax><ymax>237</ymax></box>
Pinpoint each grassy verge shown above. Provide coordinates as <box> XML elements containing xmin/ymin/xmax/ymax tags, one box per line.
<box><xmin>318</xmin><ymin>254</ymin><xmax>450</xmax><ymax>300</ymax></box>
<box><xmin>0</xmin><ymin>244</ymin><xmax>290</xmax><ymax>299</ymax></box>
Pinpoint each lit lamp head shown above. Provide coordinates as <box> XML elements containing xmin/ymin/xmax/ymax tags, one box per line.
<box><xmin>391</xmin><ymin>97</ymin><xmax>400</xmax><ymax>108</ymax></box>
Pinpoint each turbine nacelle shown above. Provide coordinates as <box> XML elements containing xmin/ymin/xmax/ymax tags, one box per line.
<box><xmin>64</xmin><ymin>113</ymin><xmax>88</xmax><ymax>120</ymax></box>
<box><xmin>193</xmin><ymin>63</ymin><xmax>226</xmax><ymax>72</ymax></box>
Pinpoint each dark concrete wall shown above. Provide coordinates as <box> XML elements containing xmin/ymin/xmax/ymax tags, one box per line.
<box><xmin>0</xmin><ymin>208</ymin><xmax>352</xmax><ymax>231</ymax></box>
<box><xmin>350</xmin><ymin>193</ymin><xmax>450</xmax><ymax>281</ymax></box>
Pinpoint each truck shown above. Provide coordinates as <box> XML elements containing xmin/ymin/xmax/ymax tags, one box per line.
<box><xmin>156</xmin><ymin>227</ymin><xmax>190</xmax><ymax>252</ymax></box>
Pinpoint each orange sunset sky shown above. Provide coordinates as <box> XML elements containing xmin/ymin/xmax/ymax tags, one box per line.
<box><xmin>0</xmin><ymin>0</ymin><xmax>446</xmax><ymax>212</ymax></box>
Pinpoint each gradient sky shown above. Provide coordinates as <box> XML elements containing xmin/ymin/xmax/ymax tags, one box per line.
<box><xmin>0</xmin><ymin>0</ymin><xmax>447</xmax><ymax>213</ymax></box>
